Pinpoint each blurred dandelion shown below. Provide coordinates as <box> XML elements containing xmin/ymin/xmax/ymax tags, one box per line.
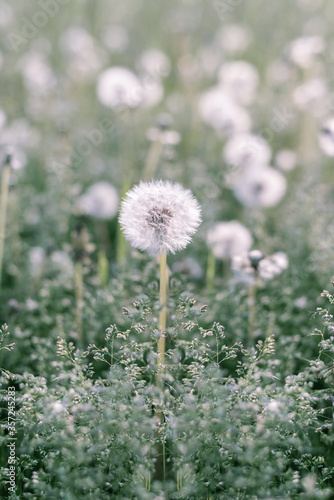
<box><xmin>223</xmin><ymin>133</ymin><xmax>272</xmax><ymax>170</ymax></box>
<box><xmin>218</xmin><ymin>60</ymin><xmax>259</xmax><ymax>106</ymax></box>
<box><xmin>206</xmin><ymin>220</ymin><xmax>252</xmax><ymax>289</ymax></box>
<box><xmin>233</xmin><ymin>166</ymin><xmax>287</xmax><ymax>208</ymax></box>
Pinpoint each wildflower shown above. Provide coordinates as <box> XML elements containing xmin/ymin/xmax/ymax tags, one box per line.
<box><xmin>293</xmin><ymin>78</ymin><xmax>327</xmax><ymax>112</ymax></box>
<box><xmin>319</xmin><ymin>118</ymin><xmax>334</xmax><ymax>156</ymax></box>
<box><xmin>76</xmin><ymin>181</ymin><xmax>119</xmax><ymax>219</ymax></box>
<box><xmin>96</xmin><ymin>66</ymin><xmax>143</xmax><ymax>108</ymax></box>
<box><xmin>218</xmin><ymin>60</ymin><xmax>259</xmax><ymax>106</ymax></box>
<box><xmin>137</xmin><ymin>49</ymin><xmax>171</xmax><ymax>80</ymax></box>
<box><xmin>258</xmin><ymin>251</ymin><xmax>289</xmax><ymax>280</ymax></box>
<box><xmin>287</xmin><ymin>36</ymin><xmax>324</xmax><ymax>69</ymax></box>
<box><xmin>198</xmin><ymin>86</ymin><xmax>251</xmax><ymax>137</ymax></box>
<box><xmin>29</xmin><ymin>246</ymin><xmax>46</xmax><ymax>278</ymax></box>
<box><xmin>223</xmin><ymin>133</ymin><xmax>271</xmax><ymax>170</ymax></box>
<box><xmin>215</xmin><ymin>24</ymin><xmax>252</xmax><ymax>55</ymax></box>
<box><xmin>119</xmin><ymin>180</ymin><xmax>201</xmax><ymax>256</ymax></box>
<box><xmin>275</xmin><ymin>149</ymin><xmax>297</xmax><ymax>171</ymax></box>
<box><xmin>207</xmin><ymin>221</ymin><xmax>253</xmax><ymax>260</ymax></box>
<box><xmin>233</xmin><ymin>166</ymin><xmax>287</xmax><ymax>208</ymax></box>
<box><xmin>102</xmin><ymin>25</ymin><xmax>129</xmax><ymax>53</ymax></box>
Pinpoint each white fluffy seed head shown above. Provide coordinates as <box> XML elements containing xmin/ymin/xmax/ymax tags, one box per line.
<box><xmin>119</xmin><ymin>180</ymin><xmax>202</xmax><ymax>256</ymax></box>
<box><xmin>207</xmin><ymin>220</ymin><xmax>253</xmax><ymax>260</ymax></box>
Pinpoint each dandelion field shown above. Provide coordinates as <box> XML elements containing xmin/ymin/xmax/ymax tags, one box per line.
<box><xmin>1</xmin><ymin>0</ymin><xmax>334</xmax><ymax>498</ymax></box>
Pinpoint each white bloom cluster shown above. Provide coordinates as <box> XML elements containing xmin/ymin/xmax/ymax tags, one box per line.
<box><xmin>207</xmin><ymin>221</ymin><xmax>253</xmax><ymax>260</ymax></box>
<box><xmin>287</xmin><ymin>36</ymin><xmax>324</xmax><ymax>69</ymax></box>
<box><xmin>77</xmin><ymin>182</ymin><xmax>119</xmax><ymax>219</ymax></box>
<box><xmin>119</xmin><ymin>180</ymin><xmax>201</xmax><ymax>256</ymax></box>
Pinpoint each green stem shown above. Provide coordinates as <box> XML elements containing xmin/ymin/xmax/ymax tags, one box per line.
<box><xmin>142</xmin><ymin>140</ymin><xmax>163</xmax><ymax>180</ymax></box>
<box><xmin>206</xmin><ymin>249</ymin><xmax>216</xmax><ymax>290</ymax></box>
<box><xmin>74</xmin><ymin>261</ymin><xmax>83</xmax><ymax>343</ymax></box>
<box><xmin>0</xmin><ymin>163</ymin><xmax>11</xmax><ymax>294</ymax></box>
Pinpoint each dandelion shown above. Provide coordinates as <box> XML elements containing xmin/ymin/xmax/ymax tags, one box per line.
<box><xmin>233</xmin><ymin>166</ymin><xmax>287</xmax><ymax>208</ymax></box>
<box><xmin>120</xmin><ymin>180</ymin><xmax>201</xmax><ymax>372</ymax></box>
<box><xmin>218</xmin><ymin>60</ymin><xmax>259</xmax><ymax>106</ymax></box>
<box><xmin>198</xmin><ymin>86</ymin><xmax>251</xmax><ymax>137</ymax></box>
<box><xmin>223</xmin><ymin>133</ymin><xmax>272</xmax><ymax>170</ymax></box>
<box><xmin>206</xmin><ymin>220</ymin><xmax>252</xmax><ymax>289</ymax></box>
<box><xmin>76</xmin><ymin>181</ymin><xmax>119</xmax><ymax>220</ymax></box>
<box><xmin>259</xmin><ymin>251</ymin><xmax>289</xmax><ymax>280</ymax></box>
<box><xmin>97</xmin><ymin>66</ymin><xmax>143</xmax><ymax>109</ymax></box>
<box><xmin>119</xmin><ymin>180</ymin><xmax>201</xmax><ymax>257</ymax></box>
<box><xmin>287</xmin><ymin>36</ymin><xmax>324</xmax><ymax>69</ymax></box>
<box><xmin>207</xmin><ymin>221</ymin><xmax>253</xmax><ymax>260</ymax></box>
<box><xmin>275</xmin><ymin>149</ymin><xmax>297</xmax><ymax>171</ymax></box>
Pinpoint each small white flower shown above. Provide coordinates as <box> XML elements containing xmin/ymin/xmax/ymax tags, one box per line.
<box><xmin>287</xmin><ymin>36</ymin><xmax>324</xmax><ymax>69</ymax></box>
<box><xmin>223</xmin><ymin>133</ymin><xmax>272</xmax><ymax>170</ymax></box>
<box><xmin>259</xmin><ymin>251</ymin><xmax>289</xmax><ymax>280</ymax></box>
<box><xmin>198</xmin><ymin>86</ymin><xmax>251</xmax><ymax>137</ymax></box>
<box><xmin>137</xmin><ymin>49</ymin><xmax>171</xmax><ymax>80</ymax></box>
<box><xmin>233</xmin><ymin>166</ymin><xmax>287</xmax><ymax>208</ymax></box>
<box><xmin>275</xmin><ymin>149</ymin><xmax>297</xmax><ymax>171</ymax></box>
<box><xmin>29</xmin><ymin>246</ymin><xmax>46</xmax><ymax>278</ymax></box>
<box><xmin>293</xmin><ymin>78</ymin><xmax>327</xmax><ymax>112</ymax></box>
<box><xmin>207</xmin><ymin>221</ymin><xmax>253</xmax><ymax>260</ymax></box>
<box><xmin>119</xmin><ymin>180</ymin><xmax>201</xmax><ymax>256</ymax></box>
<box><xmin>218</xmin><ymin>60</ymin><xmax>259</xmax><ymax>106</ymax></box>
<box><xmin>97</xmin><ymin>67</ymin><xmax>143</xmax><ymax>108</ymax></box>
<box><xmin>77</xmin><ymin>181</ymin><xmax>119</xmax><ymax>219</ymax></box>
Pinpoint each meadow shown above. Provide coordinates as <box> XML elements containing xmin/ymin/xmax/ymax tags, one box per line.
<box><xmin>1</xmin><ymin>0</ymin><xmax>334</xmax><ymax>498</ymax></box>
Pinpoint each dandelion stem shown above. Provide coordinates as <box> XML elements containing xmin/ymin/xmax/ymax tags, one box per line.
<box><xmin>248</xmin><ymin>271</ymin><xmax>260</xmax><ymax>339</ymax></box>
<box><xmin>206</xmin><ymin>249</ymin><xmax>215</xmax><ymax>290</ymax></box>
<box><xmin>0</xmin><ymin>161</ymin><xmax>11</xmax><ymax>294</ymax></box>
<box><xmin>116</xmin><ymin>180</ymin><xmax>131</xmax><ymax>268</ymax></box>
<box><xmin>98</xmin><ymin>249</ymin><xmax>109</xmax><ymax>287</ymax></box>
<box><xmin>143</xmin><ymin>140</ymin><xmax>163</xmax><ymax>180</ymax></box>
<box><xmin>74</xmin><ymin>261</ymin><xmax>83</xmax><ymax>343</ymax></box>
<box><xmin>158</xmin><ymin>252</ymin><xmax>168</xmax><ymax>372</ymax></box>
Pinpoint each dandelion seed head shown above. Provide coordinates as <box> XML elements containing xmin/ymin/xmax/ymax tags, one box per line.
<box><xmin>76</xmin><ymin>181</ymin><xmax>119</xmax><ymax>219</ymax></box>
<box><xmin>233</xmin><ymin>166</ymin><xmax>287</xmax><ymax>208</ymax></box>
<box><xmin>198</xmin><ymin>86</ymin><xmax>251</xmax><ymax>137</ymax></box>
<box><xmin>207</xmin><ymin>221</ymin><xmax>253</xmax><ymax>260</ymax></box>
<box><xmin>218</xmin><ymin>60</ymin><xmax>259</xmax><ymax>106</ymax></box>
<box><xmin>119</xmin><ymin>180</ymin><xmax>201</xmax><ymax>256</ymax></box>
<box><xmin>223</xmin><ymin>133</ymin><xmax>272</xmax><ymax>169</ymax></box>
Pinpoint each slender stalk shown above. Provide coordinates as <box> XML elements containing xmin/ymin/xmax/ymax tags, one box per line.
<box><xmin>0</xmin><ymin>162</ymin><xmax>11</xmax><ymax>293</ymax></box>
<box><xmin>98</xmin><ymin>249</ymin><xmax>109</xmax><ymax>287</ymax></box>
<box><xmin>142</xmin><ymin>140</ymin><xmax>163</xmax><ymax>180</ymax></box>
<box><xmin>116</xmin><ymin>180</ymin><xmax>131</xmax><ymax>268</ymax></box>
<box><xmin>158</xmin><ymin>252</ymin><xmax>168</xmax><ymax>372</ymax></box>
<box><xmin>206</xmin><ymin>249</ymin><xmax>215</xmax><ymax>290</ymax></box>
<box><xmin>74</xmin><ymin>261</ymin><xmax>83</xmax><ymax>342</ymax></box>
<box><xmin>248</xmin><ymin>271</ymin><xmax>260</xmax><ymax>340</ymax></box>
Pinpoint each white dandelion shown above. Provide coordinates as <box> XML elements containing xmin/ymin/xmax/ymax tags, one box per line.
<box><xmin>206</xmin><ymin>221</ymin><xmax>253</xmax><ymax>260</ymax></box>
<box><xmin>119</xmin><ymin>180</ymin><xmax>201</xmax><ymax>256</ymax></box>
<box><xmin>218</xmin><ymin>60</ymin><xmax>259</xmax><ymax>106</ymax></box>
<box><xmin>287</xmin><ymin>36</ymin><xmax>324</xmax><ymax>69</ymax></box>
<box><xmin>233</xmin><ymin>166</ymin><xmax>287</xmax><ymax>208</ymax></box>
<box><xmin>198</xmin><ymin>86</ymin><xmax>251</xmax><ymax>137</ymax></box>
<box><xmin>223</xmin><ymin>133</ymin><xmax>272</xmax><ymax>170</ymax></box>
<box><xmin>76</xmin><ymin>181</ymin><xmax>119</xmax><ymax>220</ymax></box>
<box><xmin>96</xmin><ymin>66</ymin><xmax>143</xmax><ymax>109</ymax></box>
